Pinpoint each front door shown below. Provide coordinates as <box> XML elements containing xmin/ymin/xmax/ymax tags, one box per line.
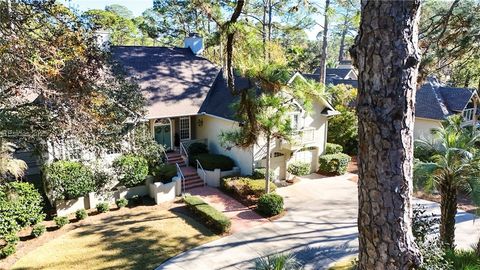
<box><xmin>154</xmin><ymin>125</ymin><xmax>172</xmax><ymax>149</ymax></box>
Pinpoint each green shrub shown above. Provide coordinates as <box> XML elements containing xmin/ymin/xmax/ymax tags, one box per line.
<box><xmin>96</xmin><ymin>202</ymin><xmax>110</xmax><ymax>213</ymax></box>
<box><xmin>31</xmin><ymin>224</ymin><xmax>46</xmax><ymax>238</ymax></box>
<box><xmin>287</xmin><ymin>162</ymin><xmax>311</xmax><ymax>176</ymax></box>
<box><xmin>0</xmin><ymin>233</ymin><xmax>19</xmax><ymax>258</ymax></box>
<box><xmin>255</xmin><ymin>252</ymin><xmax>303</xmax><ymax>270</ymax></box>
<box><xmin>130</xmin><ymin>124</ymin><xmax>166</xmax><ymax>173</ymax></box>
<box><xmin>116</xmin><ymin>198</ymin><xmax>128</xmax><ymax>208</ymax></box>
<box><xmin>445</xmin><ymin>249</ymin><xmax>480</xmax><ymax>270</ymax></box>
<box><xmin>54</xmin><ymin>216</ymin><xmax>69</xmax><ymax>228</ymax></box>
<box><xmin>75</xmin><ymin>209</ymin><xmax>88</xmax><ymax>220</ymax></box>
<box><xmin>188</xmin><ymin>142</ymin><xmax>209</xmax><ymax>157</ymax></box>
<box><xmin>414</xmin><ymin>142</ymin><xmax>437</xmax><ymax>162</ymax></box>
<box><xmin>327</xmin><ymin>105</ymin><xmax>358</xmax><ymax>155</ymax></box>
<box><xmin>151</xmin><ymin>164</ymin><xmax>177</xmax><ymax>183</ymax></box>
<box><xmin>183</xmin><ymin>196</ymin><xmax>231</xmax><ymax>234</ymax></box>
<box><xmin>0</xmin><ymin>182</ymin><xmax>45</xmax><ymax>237</ymax></box>
<box><xmin>43</xmin><ymin>160</ymin><xmax>95</xmax><ymax>200</ymax></box>
<box><xmin>113</xmin><ymin>155</ymin><xmax>149</xmax><ymax>187</ymax></box>
<box><xmin>194</xmin><ymin>154</ymin><xmax>235</xmax><ymax>171</ymax></box>
<box><xmin>252</xmin><ymin>168</ymin><xmax>274</xmax><ymax>180</ymax></box>
<box><xmin>325</xmin><ymin>143</ymin><xmax>343</xmax><ymax>154</ymax></box>
<box><xmin>257</xmin><ymin>193</ymin><xmax>284</xmax><ymax>217</ymax></box>
<box><xmin>221</xmin><ymin>177</ymin><xmax>277</xmax><ymax>199</ymax></box>
<box><xmin>318</xmin><ymin>153</ymin><xmax>351</xmax><ymax>175</ymax></box>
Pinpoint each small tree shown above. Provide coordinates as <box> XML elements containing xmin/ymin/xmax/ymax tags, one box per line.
<box><xmin>221</xmin><ymin>93</ymin><xmax>293</xmax><ymax>193</ymax></box>
<box><xmin>414</xmin><ymin>115</ymin><xmax>480</xmax><ymax>249</ymax></box>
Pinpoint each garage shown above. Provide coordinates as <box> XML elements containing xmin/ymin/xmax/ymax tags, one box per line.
<box><xmin>291</xmin><ymin>147</ymin><xmax>319</xmax><ymax>173</ymax></box>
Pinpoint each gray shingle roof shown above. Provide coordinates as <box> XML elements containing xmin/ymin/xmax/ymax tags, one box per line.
<box><xmin>111</xmin><ymin>46</ymin><xmax>219</xmax><ymax>119</ymax></box>
<box><xmin>312</xmin><ymin>68</ymin><xmax>353</xmax><ymax>78</ymax></box>
<box><xmin>199</xmin><ymin>73</ymin><xmax>251</xmax><ymax>121</ymax></box>
<box><xmin>302</xmin><ymin>73</ymin><xmax>358</xmax><ymax>88</ymax></box>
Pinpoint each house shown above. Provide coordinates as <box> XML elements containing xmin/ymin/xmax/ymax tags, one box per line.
<box><xmin>107</xmin><ymin>34</ymin><xmax>337</xmax><ymax>183</ymax></box>
<box><xmin>303</xmin><ymin>62</ymin><xmax>479</xmax><ymax>141</ymax></box>
<box><xmin>414</xmin><ymin>77</ymin><xmax>479</xmax><ymax>139</ymax></box>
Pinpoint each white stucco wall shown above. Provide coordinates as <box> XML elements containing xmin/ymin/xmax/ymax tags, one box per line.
<box><xmin>196</xmin><ymin>115</ymin><xmax>254</xmax><ymax>175</ymax></box>
<box><xmin>414</xmin><ymin>117</ymin><xmax>442</xmax><ymax>141</ymax></box>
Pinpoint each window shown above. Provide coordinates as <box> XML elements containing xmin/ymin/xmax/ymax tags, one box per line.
<box><xmin>290</xmin><ymin>113</ymin><xmax>301</xmax><ymax>130</ymax></box>
<box><xmin>179</xmin><ymin>117</ymin><xmax>191</xmax><ymax>141</ymax></box>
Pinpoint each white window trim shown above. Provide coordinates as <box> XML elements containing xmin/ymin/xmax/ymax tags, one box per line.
<box><xmin>179</xmin><ymin>117</ymin><xmax>191</xmax><ymax>141</ymax></box>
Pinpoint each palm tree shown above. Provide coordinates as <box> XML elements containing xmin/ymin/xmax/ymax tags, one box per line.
<box><xmin>254</xmin><ymin>252</ymin><xmax>303</xmax><ymax>270</ymax></box>
<box><xmin>0</xmin><ymin>139</ymin><xmax>27</xmax><ymax>181</ymax></box>
<box><xmin>414</xmin><ymin>115</ymin><xmax>480</xmax><ymax>249</ymax></box>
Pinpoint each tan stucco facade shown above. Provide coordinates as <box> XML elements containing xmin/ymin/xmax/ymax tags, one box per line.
<box><xmin>413</xmin><ymin>117</ymin><xmax>442</xmax><ymax>141</ymax></box>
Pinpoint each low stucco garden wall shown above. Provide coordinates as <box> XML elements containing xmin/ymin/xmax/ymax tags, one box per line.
<box><xmin>198</xmin><ymin>167</ymin><xmax>240</xmax><ymax>187</ymax></box>
<box><xmin>54</xmin><ymin>177</ymin><xmax>180</xmax><ymax>215</ymax></box>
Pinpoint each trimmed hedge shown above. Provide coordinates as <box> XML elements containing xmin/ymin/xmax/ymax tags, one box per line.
<box><xmin>0</xmin><ymin>182</ymin><xmax>45</xmax><ymax>237</ymax></box>
<box><xmin>0</xmin><ymin>233</ymin><xmax>18</xmax><ymax>258</ymax></box>
<box><xmin>318</xmin><ymin>153</ymin><xmax>351</xmax><ymax>175</ymax></box>
<box><xmin>287</xmin><ymin>162</ymin><xmax>310</xmax><ymax>176</ymax></box>
<box><xmin>113</xmin><ymin>155</ymin><xmax>149</xmax><ymax>187</ymax></box>
<box><xmin>43</xmin><ymin>161</ymin><xmax>95</xmax><ymax>200</ymax></box>
<box><xmin>194</xmin><ymin>153</ymin><xmax>235</xmax><ymax>171</ymax></box>
<box><xmin>221</xmin><ymin>177</ymin><xmax>277</xmax><ymax>197</ymax></box>
<box><xmin>152</xmin><ymin>164</ymin><xmax>177</xmax><ymax>183</ymax></box>
<box><xmin>257</xmin><ymin>193</ymin><xmax>284</xmax><ymax>217</ymax></box>
<box><xmin>325</xmin><ymin>143</ymin><xmax>343</xmax><ymax>154</ymax></box>
<box><xmin>96</xmin><ymin>202</ymin><xmax>110</xmax><ymax>213</ymax></box>
<box><xmin>183</xmin><ymin>195</ymin><xmax>231</xmax><ymax>234</ymax></box>
<box><xmin>75</xmin><ymin>209</ymin><xmax>88</xmax><ymax>220</ymax></box>
<box><xmin>188</xmin><ymin>142</ymin><xmax>209</xmax><ymax>157</ymax></box>
<box><xmin>31</xmin><ymin>224</ymin><xmax>46</xmax><ymax>238</ymax></box>
<box><xmin>54</xmin><ymin>216</ymin><xmax>69</xmax><ymax>228</ymax></box>
<box><xmin>116</xmin><ymin>198</ymin><xmax>128</xmax><ymax>208</ymax></box>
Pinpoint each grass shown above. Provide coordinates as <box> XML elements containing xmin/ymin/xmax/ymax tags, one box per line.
<box><xmin>12</xmin><ymin>206</ymin><xmax>218</xmax><ymax>270</ymax></box>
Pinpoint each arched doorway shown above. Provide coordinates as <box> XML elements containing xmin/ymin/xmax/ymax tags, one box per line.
<box><xmin>154</xmin><ymin>118</ymin><xmax>172</xmax><ymax>150</ymax></box>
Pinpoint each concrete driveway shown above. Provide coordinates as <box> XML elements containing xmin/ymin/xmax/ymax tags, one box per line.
<box><xmin>157</xmin><ymin>174</ymin><xmax>480</xmax><ymax>270</ymax></box>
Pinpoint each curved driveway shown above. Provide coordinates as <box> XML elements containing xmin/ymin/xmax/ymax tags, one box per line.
<box><xmin>157</xmin><ymin>174</ymin><xmax>480</xmax><ymax>270</ymax></box>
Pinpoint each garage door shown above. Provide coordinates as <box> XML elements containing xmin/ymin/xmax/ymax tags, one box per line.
<box><xmin>257</xmin><ymin>152</ymin><xmax>286</xmax><ymax>181</ymax></box>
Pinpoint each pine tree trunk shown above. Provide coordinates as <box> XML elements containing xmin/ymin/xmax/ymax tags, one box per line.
<box><xmin>350</xmin><ymin>1</ymin><xmax>422</xmax><ymax>269</ymax></box>
<box><xmin>439</xmin><ymin>184</ymin><xmax>457</xmax><ymax>249</ymax></box>
<box><xmin>318</xmin><ymin>0</ymin><xmax>330</xmax><ymax>85</ymax></box>
<box><xmin>265</xmin><ymin>136</ymin><xmax>271</xmax><ymax>193</ymax></box>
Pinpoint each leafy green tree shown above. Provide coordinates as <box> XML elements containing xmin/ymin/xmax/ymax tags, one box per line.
<box><xmin>0</xmin><ymin>0</ymin><xmax>144</xmax><ymax>155</ymax></box>
<box><xmin>82</xmin><ymin>8</ymin><xmax>138</xmax><ymax>45</ymax></box>
<box><xmin>414</xmin><ymin>115</ymin><xmax>480</xmax><ymax>249</ymax></box>
<box><xmin>419</xmin><ymin>0</ymin><xmax>480</xmax><ymax>82</ymax></box>
<box><xmin>105</xmin><ymin>4</ymin><xmax>133</xmax><ymax>19</ymax></box>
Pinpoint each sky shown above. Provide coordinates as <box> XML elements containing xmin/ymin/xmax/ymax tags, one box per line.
<box><xmin>61</xmin><ymin>0</ymin><xmax>153</xmax><ymax>16</ymax></box>
<box><xmin>61</xmin><ymin>0</ymin><xmax>320</xmax><ymax>40</ymax></box>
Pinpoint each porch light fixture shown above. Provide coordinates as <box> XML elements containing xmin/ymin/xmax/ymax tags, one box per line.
<box><xmin>197</xmin><ymin>118</ymin><xmax>203</xmax><ymax>127</ymax></box>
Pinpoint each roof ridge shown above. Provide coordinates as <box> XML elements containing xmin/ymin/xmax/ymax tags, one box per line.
<box><xmin>430</xmin><ymin>84</ymin><xmax>450</xmax><ymax>116</ymax></box>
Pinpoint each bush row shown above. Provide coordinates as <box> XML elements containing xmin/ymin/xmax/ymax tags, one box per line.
<box><xmin>183</xmin><ymin>196</ymin><xmax>231</xmax><ymax>234</ymax></box>
<box><xmin>221</xmin><ymin>176</ymin><xmax>277</xmax><ymax>202</ymax></box>
<box><xmin>318</xmin><ymin>153</ymin><xmax>351</xmax><ymax>175</ymax></box>
<box><xmin>43</xmin><ymin>154</ymin><xmax>158</xmax><ymax>202</ymax></box>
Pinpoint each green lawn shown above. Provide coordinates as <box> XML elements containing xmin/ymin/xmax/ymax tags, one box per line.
<box><xmin>12</xmin><ymin>206</ymin><xmax>218</xmax><ymax>270</ymax></box>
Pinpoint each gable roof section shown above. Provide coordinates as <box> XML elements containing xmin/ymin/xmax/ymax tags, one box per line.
<box><xmin>312</xmin><ymin>68</ymin><xmax>353</xmax><ymax>79</ymax></box>
<box><xmin>199</xmin><ymin>73</ymin><xmax>251</xmax><ymax>121</ymax></box>
<box><xmin>415</xmin><ymin>83</ymin><xmax>450</xmax><ymax>120</ymax></box>
<box><xmin>438</xmin><ymin>86</ymin><xmax>476</xmax><ymax>112</ymax></box>
<box><xmin>111</xmin><ymin>46</ymin><xmax>220</xmax><ymax>119</ymax></box>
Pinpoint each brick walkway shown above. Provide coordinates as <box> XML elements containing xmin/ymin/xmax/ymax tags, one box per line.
<box><xmin>188</xmin><ymin>187</ymin><xmax>268</xmax><ymax>233</ymax></box>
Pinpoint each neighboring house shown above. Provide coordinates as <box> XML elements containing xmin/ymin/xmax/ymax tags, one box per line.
<box><xmin>414</xmin><ymin>78</ymin><xmax>479</xmax><ymax>140</ymax></box>
<box><xmin>303</xmin><ymin>62</ymin><xmax>479</xmax><ymax>141</ymax></box>
<box><xmin>106</xmin><ymin>35</ymin><xmax>337</xmax><ymax>181</ymax></box>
